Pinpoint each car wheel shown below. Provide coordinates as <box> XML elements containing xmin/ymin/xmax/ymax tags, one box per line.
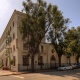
<box><xmin>64</xmin><ymin>68</ymin><xmax>66</xmax><ymax>71</ymax></box>
<box><xmin>72</xmin><ymin>67</ymin><xmax>74</xmax><ymax>70</ymax></box>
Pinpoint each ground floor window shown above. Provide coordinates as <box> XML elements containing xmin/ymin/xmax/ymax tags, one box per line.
<box><xmin>38</xmin><ymin>56</ymin><xmax>44</xmax><ymax>65</ymax></box>
<box><xmin>13</xmin><ymin>56</ymin><xmax>16</xmax><ymax>66</ymax></box>
<box><xmin>6</xmin><ymin>58</ymin><xmax>8</xmax><ymax>67</ymax></box>
<box><xmin>23</xmin><ymin>55</ymin><xmax>29</xmax><ymax>66</ymax></box>
<box><xmin>50</xmin><ymin>55</ymin><xmax>56</xmax><ymax>68</ymax></box>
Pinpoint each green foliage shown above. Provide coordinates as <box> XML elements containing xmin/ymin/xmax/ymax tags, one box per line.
<box><xmin>65</xmin><ymin>26</ymin><xmax>80</xmax><ymax>63</ymax></box>
<box><xmin>20</xmin><ymin>0</ymin><xmax>65</xmax><ymax>71</ymax></box>
<box><xmin>48</xmin><ymin>4</ymin><xmax>70</xmax><ymax>66</ymax></box>
<box><xmin>20</xmin><ymin>0</ymin><xmax>65</xmax><ymax>55</ymax></box>
<box><xmin>20</xmin><ymin>0</ymin><xmax>47</xmax><ymax>51</ymax></box>
<box><xmin>10</xmin><ymin>59</ymin><xmax>14</xmax><ymax>65</ymax></box>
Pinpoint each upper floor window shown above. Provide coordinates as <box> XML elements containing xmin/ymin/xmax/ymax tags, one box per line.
<box><xmin>23</xmin><ymin>43</ymin><xmax>28</xmax><ymax>50</ymax></box>
<box><xmin>13</xmin><ymin>33</ymin><xmax>15</xmax><ymax>39</ymax></box>
<box><xmin>13</xmin><ymin>21</ymin><xmax>14</xmax><ymax>27</ymax></box>
<box><xmin>10</xmin><ymin>26</ymin><xmax>11</xmax><ymax>31</ymax></box>
<box><xmin>10</xmin><ymin>47</ymin><xmax>12</xmax><ymax>53</ymax></box>
<box><xmin>10</xmin><ymin>37</ymin><xmax>12</xmax><ymax>43</ymax></box>
<box><xmin>13</xmin><ymin>45</ymin><xmax>15</xmax><ymax>52</ymax></box>
<box><xmin>52</xmin><ymin>49</ymin><xmax>54</xmax><ymax>53</ymax></box>
<box><xmin>41</xmin><ymin>45</ymin><xmax>44</xmax><ymax>52</ymax></box>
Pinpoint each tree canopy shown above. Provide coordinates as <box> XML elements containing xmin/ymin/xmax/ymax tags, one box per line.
<box><xmin>49</xmin><ymin>5</ymin><xmax>70</xmax><ymax>66</ymax></box>
<box><xmin>65</xmin><ymin>27</ymin><xmax>80</xmax><ymax>63</ymax></box>
<box><xmin>19</xmin><ymin>0</ymin><xmax>68</xmax><ymax>71</ymax></box>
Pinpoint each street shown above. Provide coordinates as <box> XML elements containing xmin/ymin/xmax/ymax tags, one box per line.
<box><xmin>0</xmin><ymin>69</ymin><xmax>80</xmax><ymax>80</ymax></box>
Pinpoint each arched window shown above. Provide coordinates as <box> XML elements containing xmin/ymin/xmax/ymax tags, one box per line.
<box><xmin>50</xmin><ymin>55</ymin><xmax>55</xmax><ymax>61</ymax></box>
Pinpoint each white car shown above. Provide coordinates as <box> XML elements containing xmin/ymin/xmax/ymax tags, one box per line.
<box><xmin>71</xmin><ymin>63</ymin><xmax>77</xmax><ymax>69</ymax></box>
<box><xmin>58</xmin><ymin>65</ymin><xmax>73</xmax><ymax>70</ymax></box>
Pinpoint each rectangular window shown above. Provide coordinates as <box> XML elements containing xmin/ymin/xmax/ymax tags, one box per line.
<box><xmin>13</xmin><ymin>33</ymin><xmax>15</xmax><ymax>39</ymax></box>
<box><xmin>10</xmin><ymin>26</ymin><xmax>11</xmax><ymax>31</ymax></box>
<box><xmin>13</xmin><ymin>21</ymin><xmax>14</xmax><ymax>27</ymax></box>
<box><xmin>10</xmin><ymin>37</ymin><xmax>12</xmax><ymax>43</ymax></box>
<box><xmin>13</xmin><ymin>56</ymin><xmax>16</xmax><ymax>66</ymax></box>
<box><xmin>52</xmin><ymin>49</ymin><xmax>54</xmax><ymax>53</ymax></box>
<box><xmin>41</xmin><ymin>45</ymin><xmax>43</xmax><ymax>52</ymax></box>
<box><xmin>23</xmin><ymin>55</ymin><xmax>29</xmax><ymax>66</ymax></box>
<box><xmin>16</xmin><ymin>39</ymin><xmax>18</xmax><ymax>49</ymax></box>
<box><xmin>10</xmin><ymin>47</ymin><xmax>12</xmax><ymax>53</ymax></box>
<box><xmin>13</xmin><ymin>45</ymin><xmax>15</xmax><ymax>52</ymax></box>
<box><xmin>38</xmin><ymin>56</ymin><xmax>43</xmax><ymax>65</ymax></box>
<box><xmin>23</xmin><ymin>43</ymin><xmax>28</xmax><ymax>50</ymax></box>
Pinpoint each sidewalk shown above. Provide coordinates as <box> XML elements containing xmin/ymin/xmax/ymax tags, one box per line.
<box><xmin>0</xmin><ymin>69</ymin><xmax>57</xmax><ymax>76</ymax></box>
<box><xmin>0</xmin><ymin>70</ymin><xmax>26</xmax><ymax>76</ymax></box>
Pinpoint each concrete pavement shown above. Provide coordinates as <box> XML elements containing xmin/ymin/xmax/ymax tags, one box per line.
<box><xmin>0</xmin><ymin>69</ymin><xmax>80</xmax><ymax>80</ymax></box>
<box><xmin>0</xmin><ymin>69</ymin><xmax>57</xmax><ymax>76</ymax></box>
<box><xmin>0</xmin><ymin>70</ymin><xmax>25</xmax><ymax>76</ymax></box>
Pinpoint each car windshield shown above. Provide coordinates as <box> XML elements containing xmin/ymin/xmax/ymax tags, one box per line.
<box><xmin>61</xmin><ymin>65</ymin><xmax>67</xmax><ymax>67</ymax></box>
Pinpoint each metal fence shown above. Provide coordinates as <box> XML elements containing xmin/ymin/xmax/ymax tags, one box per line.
<box><xmin>18</xmin><ymin>63</ymin><xmax>59</xmax><ymax>71</ymax></box>
<box><xmin>18</xmin><ymin>62</ymin><xmax>75</xmax><ymax>71</ymax></box>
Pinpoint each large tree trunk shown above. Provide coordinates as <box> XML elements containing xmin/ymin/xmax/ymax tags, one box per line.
<box><xmin>77</xmin><ymin>59</ymin><xmax>79</xmax><ymax>63</ymax></box>
<box><xmin>58</xmin><ymin>56</ymin><xmax>61</xmax><ymax>67</ymax></box>
<box><xmin>76</xmin><ymin>56</ymin><xmax>79</xmax><ymax>63</ymax></box>
<box><xmin>76</xmin><ymin>55</ymin><xmax>80</xmax><ymax>63</ymax></box>
<box><xmin>31</xmin><ymin>54</ymin><xmax>35</xmax><ymax>72</ymax></box>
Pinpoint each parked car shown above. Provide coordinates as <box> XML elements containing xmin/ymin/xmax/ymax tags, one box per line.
<box><xmin>71</xmin><ymin>63</ymin><xmax>77</xmax><ymax>69</ymax></box>
<box><xmin>77</xmin><ymin>63</ymin><xmax>80</xmax><ymax>68</ymax></box>
<box><xmin>58</xmin><ymin>65</ymin><xmax>73</xmax><ymax>71</ymax></box>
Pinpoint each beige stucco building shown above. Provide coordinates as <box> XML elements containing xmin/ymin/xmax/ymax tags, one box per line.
<box><xmin>0</xmin><ymin>10</ymin><xmax>77</xmax><ymax>71</ymax></box>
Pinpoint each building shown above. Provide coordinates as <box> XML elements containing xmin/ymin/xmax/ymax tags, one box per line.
<box><xmin>0</xmin><ymin>10</ymin><xmax>77</xmax><ymax>71</ymax></box>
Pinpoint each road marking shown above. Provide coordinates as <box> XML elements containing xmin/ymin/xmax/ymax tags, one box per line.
<box><xmin>12</xmin><ymin>75</ymin><xmax>24</xmax><ymax>79</ymax></box>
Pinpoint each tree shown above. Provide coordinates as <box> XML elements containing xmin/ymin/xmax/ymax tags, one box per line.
<box><xmin>5</xmin><ymin>31</ymin><xmax>12</xmax><ymax>70</ymax></box>
<box><xmin>65</xmin><ymin>27</ymin><xmax>80</xmax><ymax>63</ymax></box>
<box><xmin>76</xmin><ymin>26</ymin><xmax>80</xmax><ymax>63</ymax></box>
<box><xmin>19</xmin><ymin>0</ymin><xmax>62</xmax><ymax>72</ymax></box>
<box><xmin>49</xmin><ymin>5</ymin><xmax>70</xmax><ymax>67</ymax></box>
<box><xmin>64</xmin><ymin>39</ymin><xmax>74</xmax><ymax>65</ymax></box>
<box><xmin>64</xmin><ymin>27</ymin><xmax>76</xmax><ymax>64</ymax></box>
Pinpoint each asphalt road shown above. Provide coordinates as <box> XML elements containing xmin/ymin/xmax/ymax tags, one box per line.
<box><xmin>0</xmin><ymin>69</ymin><xmax>80</xmax><ymax>80</ymax></box>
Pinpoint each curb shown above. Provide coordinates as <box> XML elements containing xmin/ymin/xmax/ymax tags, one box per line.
<box><xmin>0</xmin><ymin>72</ymin><xmax>27</xmax><ymax>77</ymax></box>
<box><xmin>0</xmin><ymin>69</ymin><xmax>58</xmax><ymax>76</ymax></box>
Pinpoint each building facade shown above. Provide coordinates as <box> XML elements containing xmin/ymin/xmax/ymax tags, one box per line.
<box><xmin>0</xmin><ymin>10</ymin><xmax>77</xmax><ymax>71</ymax></box>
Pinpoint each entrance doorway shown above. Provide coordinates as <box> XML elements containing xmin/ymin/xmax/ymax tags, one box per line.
<box><xmin>50</xmin><ymin>55</ymin><xmax>56</xmax><ymax>68</ymax></box>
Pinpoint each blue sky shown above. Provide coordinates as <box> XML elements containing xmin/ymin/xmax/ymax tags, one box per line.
<box><xmin>0</xmin><ymin>0</ymin><xmax>80</xmax><ymax>37</ymax></box>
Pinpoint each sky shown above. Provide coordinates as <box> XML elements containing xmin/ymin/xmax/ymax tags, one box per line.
<box><xmin>0</xmin><ymin>0</ymin><xmax>80</xmax><ymax>37</ymax></box>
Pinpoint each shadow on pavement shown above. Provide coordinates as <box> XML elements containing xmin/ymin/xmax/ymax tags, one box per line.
<box><xmin>38</xmin><ymin>69</ymin><xmax>80</xmax><ymax>79</ymax></box>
